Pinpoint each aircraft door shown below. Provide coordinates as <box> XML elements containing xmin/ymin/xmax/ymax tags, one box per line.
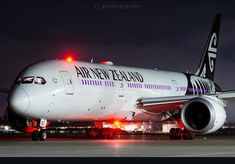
<box><xmin>171</xmin><ymin>80</ymin><xmax>179</xmax><ymax>95</ymax></box>
<box><xmin>60</xmin><ymin>71</ymin><xmax>74</xmax><ymax>95</ymax></box>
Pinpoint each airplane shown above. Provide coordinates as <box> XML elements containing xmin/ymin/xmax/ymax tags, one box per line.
<box><xmin>1</xmin><ymin>14</ymin><xmax>235</xmax><ymax>141</ymax></box>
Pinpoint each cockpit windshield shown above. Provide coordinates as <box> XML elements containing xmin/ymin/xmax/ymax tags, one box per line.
<box><xmin>21</xmin><ymin>76</ymin><xmax>34</xmax><ymax>84</ymax></box>
<box><xmin>15</xmin><ymin>76</ymin><xmax>46</xmax><ymax>85</ymax></box>
<box><xmin>34</xmin><ymin>77</ymin><xmax>46</xmax><ymax>85</ymax></box>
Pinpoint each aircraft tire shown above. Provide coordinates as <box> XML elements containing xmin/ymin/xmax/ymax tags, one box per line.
<box><xmin>106</xmin><ymin>128</ymin><xmax>113</xmax><ymax>139</ymax></box>
<box><xmin>174</xmin><ymin>128</ymin><xmax>182</xmax><ymax>140</ymax></box>
<box><xmin>182</xmin><ymin>130</ymin><xmax>194</xmax><ymax>140</ymax></box>
<box><xmin>169</xmin><ymin>128</ymin><xmax>176</xmax><ymax>139</ymax></box>
<box><xmin>100</xmin><ymin>128</ymin><xmax>113</xmax><ymax>139</ymax></box>
<box><xmin>169</xmin><ymin>128</ymin><xmax>182</xmax><ymax>140</ymax></box>
<box><xmin>87</xmin><ymin>128</ymin><xmax>99</xmax><ymax>138</ymax></box>
<box><xmin>39</xmin><ymin>130</ymin><xmax>47</xmax><ymax>141</ymax></box>
<box><xmin>32</xmin><ymin>131</ymin><xmax>39</xmax><ymax>141</ymax></box>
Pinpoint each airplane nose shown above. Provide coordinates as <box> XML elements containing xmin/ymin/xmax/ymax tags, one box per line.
<box><xmin>9</xmin><ymin>88</ymin><xmax>29</xmax><ymax>115</ymax></box>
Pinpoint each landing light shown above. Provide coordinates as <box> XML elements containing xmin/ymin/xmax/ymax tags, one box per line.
<box><xmin>114</xmin><ymin>120</ymin><xmax>121</xmax><ymax>127</ymax></box>
<box><xmin>4</xmin><ymin>126</ymin><xmax>9</xmax><ymax>131</ymax></box>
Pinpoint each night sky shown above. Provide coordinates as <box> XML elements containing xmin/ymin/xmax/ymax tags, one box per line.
<box><xmin>1</xmin><ymin>0</ymin><xmax>235</xmax><ymax>121</ymax></box>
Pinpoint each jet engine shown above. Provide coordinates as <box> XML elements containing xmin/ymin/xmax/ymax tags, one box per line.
<box><xmin>181</xmin><ymin>96</ymin><xmax>226</xmax><ymax>134</ymax></box>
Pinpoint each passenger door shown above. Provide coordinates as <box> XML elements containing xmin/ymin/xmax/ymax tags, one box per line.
<box><xmin>60</xmin><ymin>71</ymin><xmax>74</xmax><ymax>95</ymax></box>
<box><xmin>171</xmin><ymin>80</ymin><xmax>180</xmax><ymax>95</ymax></box>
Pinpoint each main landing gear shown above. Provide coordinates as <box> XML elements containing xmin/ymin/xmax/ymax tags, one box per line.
<box><xmin>87</xmin><ymin>128</ymin><xmax>113</xmax><ymax>139</ymax></box>
<box><xmin>32</xmin><ymin>118</ymin><xmax>47</xmax><ymax>141</ymax></box>
<box><xmin>169</xmin><ymin>128</ymin><xmax>194</xmax><ymax>140</ymax></box>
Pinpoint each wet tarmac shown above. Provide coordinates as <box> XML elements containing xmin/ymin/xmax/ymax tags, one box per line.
<box><xmin>0</xmin><ymin>133</ymin><xmax>235</xmax><ymax>157</ymax></box>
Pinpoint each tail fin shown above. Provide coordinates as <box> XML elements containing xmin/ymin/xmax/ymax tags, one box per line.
<box><xmin>195</xmin><ymin>14</ymin><xmax>221</xmax><ymax>81</ymax></box>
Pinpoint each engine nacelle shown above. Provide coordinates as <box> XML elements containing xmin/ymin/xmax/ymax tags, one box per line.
<box><xmin>181</xmin><ymin>96</ymin><xmax>226</xmax><ymax>134</ymax></box>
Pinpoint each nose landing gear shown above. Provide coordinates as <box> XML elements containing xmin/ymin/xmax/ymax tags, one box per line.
<box><xmin>32</xmin><ymin>130</ymin><xmax>47</xmax><ymax>141</ymax></box>
<box><xmin>32</xmin><ymin>118</ymin><xmax>47</xmax><ymax>141</ymax></box>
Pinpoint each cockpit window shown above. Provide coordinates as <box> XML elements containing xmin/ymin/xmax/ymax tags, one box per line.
<box><xmin>21</xmin><ymin>76</ymin><xmax>34</xmax><ymax>84</ymax></box>
<box><xmin>15</xmin><ymin>76</ymin><xmax>46</xmax><ymax>85</ymax></box>
<box><xmin>34</xmin><ymin>77</ymin><xmax>46</xmax><ymax>85</ymax></box>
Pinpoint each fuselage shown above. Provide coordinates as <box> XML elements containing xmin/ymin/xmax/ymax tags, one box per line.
<box><xmin>7</xmin><ymin>60</ymin><xmax>218</xmax><ymax>123</ymax></box>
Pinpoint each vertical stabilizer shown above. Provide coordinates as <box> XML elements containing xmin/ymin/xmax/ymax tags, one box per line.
<box><xmin>195</xmin><ymin>14</ymin><xmax>221</xmax><ymax>81</ymax></box>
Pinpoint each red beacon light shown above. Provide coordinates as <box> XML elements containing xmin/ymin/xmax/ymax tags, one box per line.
<box><xmin>66</xmin><ymin>56</ymin><xmax>73</xmax><ymax>63</ymax></box>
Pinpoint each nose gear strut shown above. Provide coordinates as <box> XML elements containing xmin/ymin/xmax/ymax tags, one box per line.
<box><xmin>32</xmin><ymin>118</ymin><xmax>47</xmax><ymax>141</ymax></box>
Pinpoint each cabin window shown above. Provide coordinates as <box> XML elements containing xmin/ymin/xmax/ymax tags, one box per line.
<box><xmin>34</xmin><ymin>77</ymin><xmax>46</xmax><ymax>85</ymax></box>
<box><xmin>21</xmin><ymin>76</ymin><xmax>34</xmax><ymax>84</ymax></box>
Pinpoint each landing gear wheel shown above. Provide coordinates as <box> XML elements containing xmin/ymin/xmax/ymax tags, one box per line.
<box><xmin>87</xmin><ymin>128</ymin><xmax>99</xmax><ymax>138</ymax></box>
<box><xmin>106</xmin><ymin>128</ymin><xmax>113</xmax><ymax>139</ymax></box>
<box><xmin>32</xmin><ymin>131</ymin><xmax>39</xmax><ymax>141</ymax></box>
<box><xmin>100</xmin><ymin>128</ymin><xmax>113</xmax><ymax>139</ymax></box>
<box><xmin>169</xmin><ymin>128</ymin><xmax>176</xmax><ymax>139</ymax></box>
<box><xmin>169</xmin><ymin>128</ymin><xmax>182</xmax><ymax>140</ymax></box>
<box><xmin>182</xmin><ymin>130</ymin><xmax>194</xmax><ymax>140</ymax></box>
<box><xmin>175</xmin><ymin>128</ymin><xmax>182</xmax><ymax>140</ymax></box>
<box><xmin>39</xmin><ymin>131</ymin><xmax>47</xmax><ymax>141</ymax></box>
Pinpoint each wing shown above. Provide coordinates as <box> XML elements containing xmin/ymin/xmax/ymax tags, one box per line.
<box><xmin>217</xmin><ymin>90</ymin><xmax>235</xmax><ymax>103</ymax></box>
<box><xmin>137</xmin><ymin>95</ymin><xmax>199</xmax><ymax>113</ymax></box>
<box><xmin>137</xmin><ymin>91</ymin><xmax>235</xmax><ymax>114</ymax></box>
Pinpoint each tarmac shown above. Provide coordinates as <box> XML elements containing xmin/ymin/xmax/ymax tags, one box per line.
<box><xmin>0</xmin><ymin>133</ymin><xmax>235</xmax><ymax>157</ymax></box>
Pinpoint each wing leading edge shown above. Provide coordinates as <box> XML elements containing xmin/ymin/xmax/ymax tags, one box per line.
<box><xmin>217</xmin><ymin>91</ymin><xmax>235</xmax><ymax>103</ymax></box>
<box><xmin>137</xmin><ymin>91</ymin><xmax>235</xmax><ymax>114</ymax></box>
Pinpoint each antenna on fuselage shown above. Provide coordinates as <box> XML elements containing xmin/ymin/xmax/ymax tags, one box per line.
<box><xmin>90</xmin><ymin>58</ymin><xmax>94</xmax><ymax>63</ymax></box>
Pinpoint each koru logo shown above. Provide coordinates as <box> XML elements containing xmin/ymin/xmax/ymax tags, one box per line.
<box><xmin>208</xmin><ymin>33</ymin><xmax>217</xmax><ymax>72</ymax></box>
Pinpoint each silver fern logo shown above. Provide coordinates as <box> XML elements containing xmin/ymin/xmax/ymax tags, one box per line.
<box><xmin>190</xmin><ymin>75</ymin><xmax>215</xmax><ymax>95</ymax></box>
<box><xmin>208</xmin><ymin>33</ymin><xmax>217</xmax><ymax>72</ymax></box>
